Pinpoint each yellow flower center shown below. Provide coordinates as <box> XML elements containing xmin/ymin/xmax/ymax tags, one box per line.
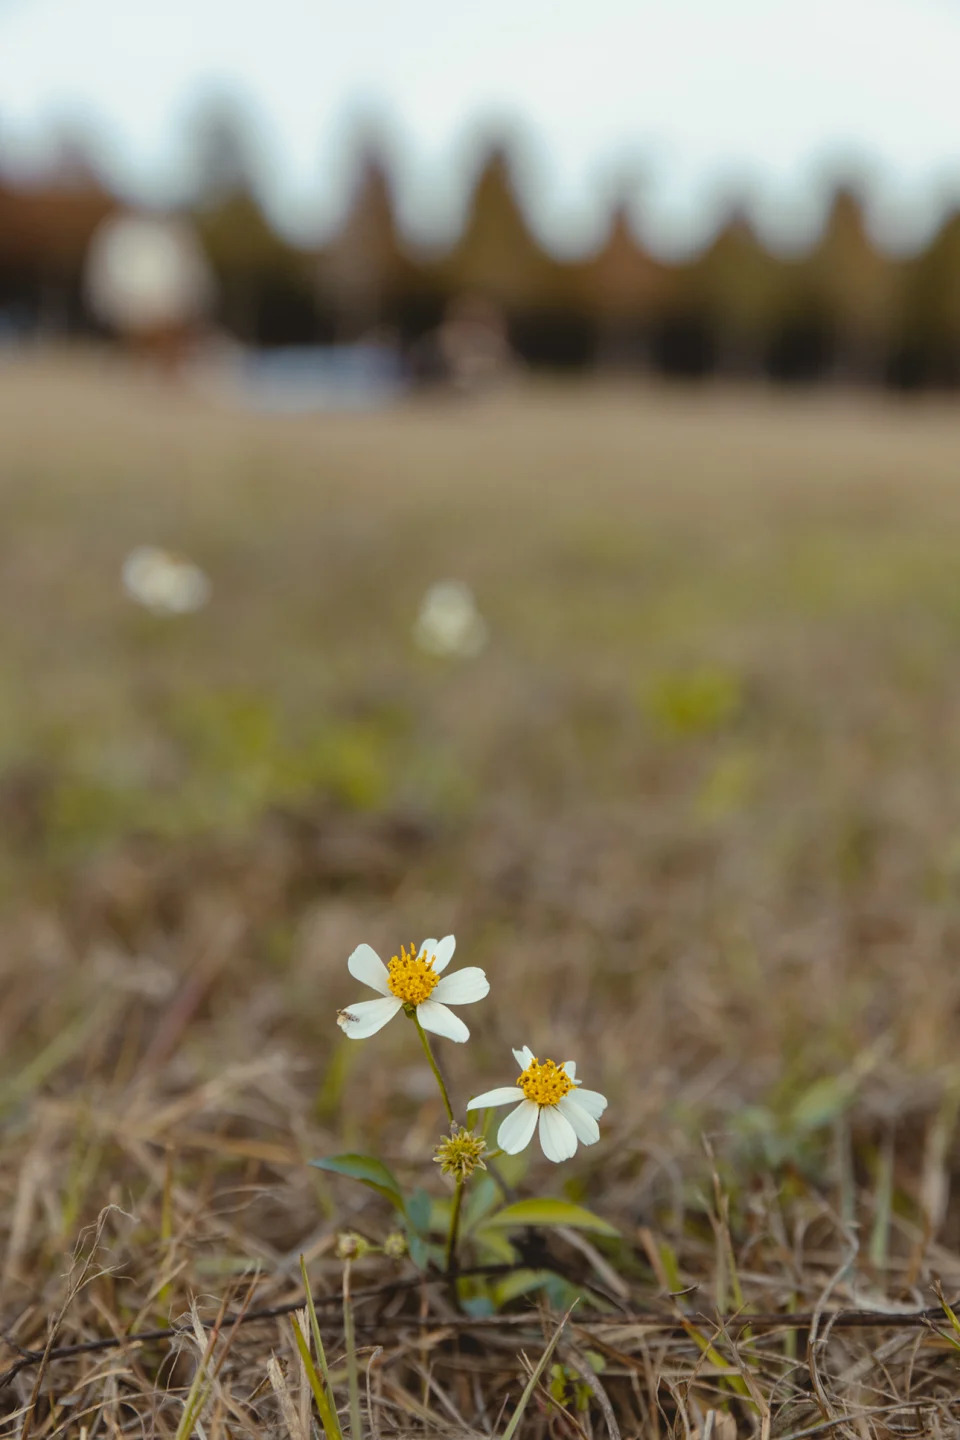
<box><xmin>518</xmin><ymin>1056</ymin><xmax>574</xmax><ymax>1107</ymax></box>
<box><xmin>387</xmin><ymin>942</ymin><xmax>440</xmax><ymax>1006</ymax></box>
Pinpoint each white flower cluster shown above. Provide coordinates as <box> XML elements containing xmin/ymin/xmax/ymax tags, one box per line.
<box><xmin>413</xmin><ymin>581</ymin><xmax>488</xmax><ymax>658</ymax></box>
<box><xmin>337</xmin><ymin>934</ymin><xmax>607</xmax><ymax>1162</ymax></box>
<box><xmin>121</xmin><ymin>546</ymin><xmax>210</xmax><ymax>616</ymax></box>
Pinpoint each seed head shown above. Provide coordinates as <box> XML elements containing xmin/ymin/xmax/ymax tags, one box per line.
<box><xmin>433</xmin><ymin>1125</ymin><xmax>487</xmax><ymax>1182</ymax></box>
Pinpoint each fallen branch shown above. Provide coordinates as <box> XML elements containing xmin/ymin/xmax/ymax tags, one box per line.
<box><xmin>2</xmin><ymin>1270</ymin><xmax>956</xmax><ymax>1391</ymax></box>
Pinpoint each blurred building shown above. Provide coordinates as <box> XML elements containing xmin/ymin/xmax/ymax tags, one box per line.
<box><xmin>0</xmin><ymin>155</ymin><xmax>115</xmax><ymax>336</ymax></box>
<box><xmin>2</xmin><ymin>120</ymin><xmax>960</xmax><ymax>391</ymax></box>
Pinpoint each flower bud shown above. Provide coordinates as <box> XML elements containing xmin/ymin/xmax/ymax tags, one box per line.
<box><xmin>383</xmin><ymin>1231</ymin><xmax>407</xmax><ymax>1260</ymax></box>
<box><xmin>335</xmin><ymin>1231</ymin><xmax>371</xmax><ymax>1261</ymax></box>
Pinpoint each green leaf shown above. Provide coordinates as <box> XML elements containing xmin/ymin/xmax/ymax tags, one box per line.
<box><xmin>790</xmin><ymin>1075</ymin><xmax>857</xmax><ymax>1131</ymax></box>
<box><xmin>491</xmin><ymin>1268</ymin><xmax>553</xmax><ymax>1307</ymax></box>
<box><xmin>407</xmin><ymin>1234</ymin><xmax>430</xmax><ymax>1270</ymax></box>
<box><xmin>486</xmin><ymin>1198</ymin><xmax>619</xmax><ymax>1237</ymax></box>
<box><xmin>473</xmin><ymin>1225</ymin><xmax>519</xmax><ymax>1264</ymax></box>
<box><xmin>405</xmin><ymin>1187</ymin><xmax>431</xmax><ymax>1236</ymax></box>
<box><xmin>544</xmin><ymin>1274</ymin><xmax>593</xmax><ymax>1311</ymax></box>
<box><xmin>462</xmin><ymin>1173</ymin><xmax>501</xmax><ymax>1232</ymax></box>
<box><xmin>459</xmin><ymin>1292</ymin><xmax>496</xmax><ymax>1318</ymax></box>
<box><xmin>309</xmin><ymin>1154</ymin><xmax>406</xmax><ymax>1213</ymax></box>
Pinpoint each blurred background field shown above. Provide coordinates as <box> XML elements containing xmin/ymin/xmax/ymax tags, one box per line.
<box><xmin>5</xmin><ymin>361</ymin><xmax>960</xmax><ymax>1222</ymax></box>
<box><xmin>7</xmin><ymin>361</ymin><xmax>960</xmax><ymax>1429</ymax></box>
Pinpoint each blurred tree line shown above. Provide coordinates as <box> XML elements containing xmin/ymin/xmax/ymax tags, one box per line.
<box><xmin>2</xmin><ymin>103</ymin><xmax>960</xmax><ymax>390</ymax></box>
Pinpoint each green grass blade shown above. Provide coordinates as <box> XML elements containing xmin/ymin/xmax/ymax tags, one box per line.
<box><xmin>300</xmin><ymin>1255</ymin><xmax>337</xmax><ymax>1398</ymax></box>
<box><xmin>291</xmin><ymin>1313</ymin><xmax>342</xmax><ymax>1440</ymax></box>
<box><xmin>500</xmin><ymin>1304</ymin><xmax>576</xmax><ymax>1440</ymax></box>
<box><xmin>343</xmin><ymin>1260</ymin><xmax>363</xmax><ymax>1440</ymax></box>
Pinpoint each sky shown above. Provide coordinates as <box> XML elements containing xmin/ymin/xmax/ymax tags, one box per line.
<box><xmin>1</xmin><ymin>0</ymin><xmax>960</xmax><ymax>256</ymax></box>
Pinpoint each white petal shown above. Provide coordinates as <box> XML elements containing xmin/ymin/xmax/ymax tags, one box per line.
<box><xmin>512</xmin><ymin>1045</ymin><xmax>535</xmax><ymax>1069</ymax></box>
<box><xmin>336</xmin><ymin>996</ymin><xmax>402</xmax><ymax>1039</ymax></box>
<box><xmin>497</xmin><ymin>1100</ymin><xmax>539</xmax><ymax>1153</ymax></box>
<box><xmin>562</xmin><ymin>1061</ymin><xmax>577</xmax><ymax>1081</ymax></box>
<box><xmin>570</xmin><ymin>1088</ymin><xmax>607</xmax><ymax>1120</ymax></box>
<box><xmin>432</xmin><ymin>967</ymin><xmax>489</xmax><ymax>1005</ymax></box>
<box><xmin>557</xmin><ymin>1094</ymin><xmax>600</xmax><ymax>1146</ymax></box>
<box><xmin>467</xmin><ymin>1085</ymin><xmax>524</xmax><ymax>1109</ymax></box>
<box><xmin>346</xmin><ymin>944</ymin><xmax>390</xmax><ymax>995</ymax></box>
<box><xmin>539</xmin><ymin>1105</ymin><xmax>579</xmax><ymax>1163</ymax></box>
<box><xmin>423</xmin><ymin>934</ymin><xmax>456</xmax><ymax>973</ymax></box>
<box><xmin>416</xmin><ymin>999</ymin><xmax>469</xmax><ymax>1043</ymax></box>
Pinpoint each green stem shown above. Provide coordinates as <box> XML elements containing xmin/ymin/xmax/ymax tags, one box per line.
<box><xmin>342</xmin><ymin>1259</ymin><xmax>363</xmax><ymax>1440</ymax></box>
<box><xmin>444</xmin><ymin>1177</ymin><xmax>464</xmax><ymax>1275</ymax></box>
<box><xmin>412</xmin><ymin>1012</ymin><xmax>454</xmax><ymax>1123</ymax></box>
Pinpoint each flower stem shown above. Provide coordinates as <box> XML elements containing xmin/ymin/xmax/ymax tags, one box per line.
<box><xmin>412</xmin><ymin>1012</ymin><xmax>454</xmax><ymax>1124</ymax></box>
<box><xmin>444</xmin><ymin>1176</ymin><xmax>464</xmax><ymax>1275</ymax></box>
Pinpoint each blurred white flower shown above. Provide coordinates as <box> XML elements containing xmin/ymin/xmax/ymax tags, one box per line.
<box><xmin>468</xmin><ymin>1046</ymin><xmax>608</xmax><ymax>1163</ymax></box>
<box><xmin>121</xmin><ymin>546</ymin><xmax>211</xmax><ymax>616</ymax></box>
<box><xmin>337</xmin><ymin>935</ymin><xmax>489</xmax><ymax>1043</ymax></box>
<box><xmin>414</xmin><ymin>580</ymin><xmax>487</xmax><ymax>658</ymax></box>
<box><xmin>84</xmin><ymin>213</ymin><xmax>215</xmax><ymax>336</ymax></box>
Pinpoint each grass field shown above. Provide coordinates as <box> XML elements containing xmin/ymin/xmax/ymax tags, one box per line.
<box><xmin>5</xmin><ymin>356</ymin><xmax>960</xmax><ymax>1436</ymax></box>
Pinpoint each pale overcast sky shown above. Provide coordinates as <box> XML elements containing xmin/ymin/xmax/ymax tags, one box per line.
<box><xmin>1</xmin><ymin>0</ymin><xmax>959</xmax><ymax>255</ymax></box>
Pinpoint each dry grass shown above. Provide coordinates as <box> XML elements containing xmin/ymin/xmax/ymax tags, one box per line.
<box><xmin>4</xmin><ymin>355</ymin><xmax>960</xmax><ymax>1435</ymax></box>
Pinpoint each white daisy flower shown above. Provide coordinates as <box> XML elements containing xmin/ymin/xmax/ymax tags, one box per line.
<box><xmin>467</xmin><ymin>1046</ymin><xmax>608</xmax><ymax>1163</ymax></box>
<box><xmin>413</xmin><ymin>580</ymin><xmax>488</xmax><ymax>659</ymax></box>
<box><xmin>337</xmin><ymin>935</ymin><xmax>489</xmax><ymax>1043</ymax></box>
<box><xmin>121</xmin><ymin>545</ymin><xmax>211</xmax><ymax>615</ymax></box>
